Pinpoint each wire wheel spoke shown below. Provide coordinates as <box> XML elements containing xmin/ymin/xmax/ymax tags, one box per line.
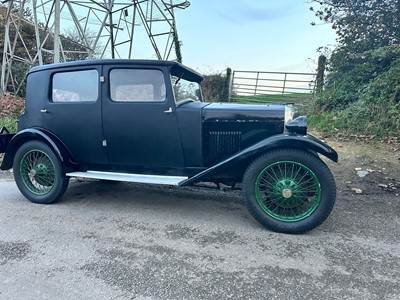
<box><xmin>20</xmin><ymin>150</ymin><xmax>56</xmax><ymax>195</ymax></box>
<box><xmin>255</xmin><ymin>161</ymin><xmax>321</xmax><ymax>222</ymax></box>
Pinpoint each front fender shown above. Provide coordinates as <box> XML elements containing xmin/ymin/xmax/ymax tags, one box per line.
<box><xmin>179</xmin><ymin>134</ymin><xmax>338</xmax><ymax>186</ymax></box>
<box><xmin>0</xmin><ymin>128</ymin><xmax>74</xmax><ymax>170</ymax></box>
<box><xmin>260</xmin><ymin>134</ymin><xmax>338</xmax><ymax>162</ymax></box>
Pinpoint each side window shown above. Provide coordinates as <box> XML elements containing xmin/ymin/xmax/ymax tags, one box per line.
<box><xmin>52</xmin><ymin>69</ymin><xmax>98</xmax><ymax>102</ymax></box>
<box><xmin>110</xmin><ymin>69</ymin><xmax>166</xmax><ymax>102</ymax></box>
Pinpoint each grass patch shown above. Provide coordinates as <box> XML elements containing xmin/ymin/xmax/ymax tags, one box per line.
<box><xmin>307</xmin><ymin>112</ymin><xmax>341</xmax><ymax>134</ymax></box>
<box><xmin>0</xmin><ymin>117</ymin><xmax>18</xmax><ymax>133</ymax></box>
<box><xmin>307</xmin><ymin>108</ymin><xmax>400</xmax><ymax>139</ymax></box>
<box><xmin>231</xmin><ymin>92</ymin><xmax>314</xmax><ymax>105</ymax></box>
<box><xmin>231</xmin><ymin>92</ymin><xmax>313</xmax><ymax>117</ymax></box>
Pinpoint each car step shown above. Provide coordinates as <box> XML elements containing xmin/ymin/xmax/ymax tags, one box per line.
<box><xmin>66</xmin><ymin>171</ymin><xmax>188</xmax><ymax>186</ymax></box>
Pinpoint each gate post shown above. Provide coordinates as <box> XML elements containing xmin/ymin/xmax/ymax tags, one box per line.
<box><xmin>225</xmin><ymin>67</ymin><xmax>232</xmax><ymax>102</ymax></box>
<box><xmin>254</xmin><ymin>72</ymin><xmax>259</xmax><ymax>96</ymax></box>
<box><xmin>282</xmin><ymin>73</ymin><xmax>288</xmax><ymax>94</ymax></box>
<box><xmin>316</xmin><ymin>55</ymin><xmax>326</xmax><ymax>92</ymax></box>
<box><xmin>228</xmin><ymin>69</ymin><xmax>234</xmax><ymax>102</ymax></box>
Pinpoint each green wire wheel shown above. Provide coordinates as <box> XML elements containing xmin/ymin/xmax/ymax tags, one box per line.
<box><xmin>243</xmin><ymin>149</ymin><xmax>336</xmax><ymax>234</ymax></box>
<box><xmin>255</xmin><ymin>161</ymin><xmax>321</xmax><ymax>222</ymax></box>
<box><xmin>20</xmin><ymin>149</ymin><xmax>56</xmax><ymax>195</ymax></box>
<box><xmin>13</xmin><ymin>141</ymin><xmax>69</xmax><ymax>204</ymax></box>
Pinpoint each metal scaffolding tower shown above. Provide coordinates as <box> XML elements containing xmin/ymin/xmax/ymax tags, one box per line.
<box><xmin>1</xmin><ymin>0</ymin><xmax>189</xmax><ymax>93</ymax></box>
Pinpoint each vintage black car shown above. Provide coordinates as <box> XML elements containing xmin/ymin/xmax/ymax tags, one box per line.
<box><xmin>0</xmin><ymin>59</ymin><xmax>338</xmax><ymax>233</ymax></box>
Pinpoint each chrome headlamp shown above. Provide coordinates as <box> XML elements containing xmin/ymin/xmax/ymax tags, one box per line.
<box><xmin>284</xmin><ymin>105</ymin><xmax>307</xmax><ymax>135</ymax></box>
<box><xmin>284</xmin><ymin>105</ymin><xmax>299</xmax><ymax>126</ymax></box>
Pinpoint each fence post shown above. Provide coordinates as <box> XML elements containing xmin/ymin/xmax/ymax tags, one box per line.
<box><xmin>316</xmin><ymin>55</ymin><xmax>326</xmax><ymax>92</ymax></box>
<box><xmin>282</xmin><ymin>73</ymin><xmax>287</xmax><ymax>95</ymax></box>
<box><xmin>225</xmin><ymin>67</ymin><xmax>232</xmax><ymax>102</ymax></box>
<box><xmin>254</xmin><ymin>72</ymin><xmax>259</xmax><ymax>96</ymax></box>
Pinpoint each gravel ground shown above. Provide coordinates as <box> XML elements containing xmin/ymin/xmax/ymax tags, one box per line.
<box><xmin>0</xmin><ymin>138</ymin><xmax>399</xmax><ymax>300</ymax></box>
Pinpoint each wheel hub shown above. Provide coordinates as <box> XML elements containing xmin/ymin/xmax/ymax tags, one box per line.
<box><xmin>274</xmin><ymin>179</ymin><xmax>298</xmax><ymax>201</ymax></box>
<box><xmin>35</xmin><ymin>163</ymin><xmax>48</xmax><ymax>174</ymax></box>
<box><xmin>282</xmin><ymin>189</ymin><xmax>292</xmax><ymax>199</ymax></box>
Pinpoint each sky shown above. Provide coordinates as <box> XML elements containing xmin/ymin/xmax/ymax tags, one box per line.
<box><xmin>32</xmin><ymin>0</ymin><xmax>337</xmax><ymax>75</ymax></box>
<box><xmin>173</xmin><ymin>0</ymin><xmax>337</xmax><ymax>74</ymax></box>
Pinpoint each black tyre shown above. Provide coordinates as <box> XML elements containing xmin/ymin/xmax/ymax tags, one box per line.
<box><xmin>243</xmin><ymin>149</ymin><xmax>336</xmax><ymax>234</ymax></box>
<box><xmin>13</xmin><ymin>141</ymin><xmax>69</xmax><ymax>204</ymax></box>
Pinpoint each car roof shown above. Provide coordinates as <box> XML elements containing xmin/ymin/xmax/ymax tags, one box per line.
<box><xmin>29</xmin><ymin>59</ymin><xmax>204</xmax><ymax>82</ymax></box>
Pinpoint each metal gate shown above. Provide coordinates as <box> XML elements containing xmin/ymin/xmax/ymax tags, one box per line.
<box><xmin>229</xmin><ymin>70</ymin><xmax>317</xmax><ymax>104</ymax></box>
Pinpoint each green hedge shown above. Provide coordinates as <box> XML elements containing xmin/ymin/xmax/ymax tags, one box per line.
<box><xmin>310</xmin><ymin>45</ymin><xmax>400</xmax><ymax>137</ymax></box>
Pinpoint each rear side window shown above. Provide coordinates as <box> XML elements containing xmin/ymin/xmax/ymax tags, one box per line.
<box><xmin>52</xmin><ymin>69</ymin><xmax>98</xmax><ymax>102</ymax></box>
<box><xmin>110</xmin><ymin>69</ymin><xmax>166</xmax><ymax>102</ymax></box>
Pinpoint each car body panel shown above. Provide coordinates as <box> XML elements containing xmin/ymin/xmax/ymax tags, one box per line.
<box><xmin>175</xmin><ymin>101</ymin><xmax>209</xmax><ymax>167</ymax></box>
<box><xmin>201</xmin><ymin>103</ymin><xmax>285</xmax><ymax>166</ymax></box>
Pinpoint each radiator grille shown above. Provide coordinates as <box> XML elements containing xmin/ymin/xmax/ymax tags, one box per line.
<box><xmin>205</xmin><ymin>131</ymin><xmax>242</xmax><ymax>164</ymax></box>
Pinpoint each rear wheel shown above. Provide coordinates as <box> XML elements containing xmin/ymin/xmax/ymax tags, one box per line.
<box><xmin>243</xmin><ymin>149</ymin><xmax>336</xmax><ymax>234</ymax></box>
<box><xmin>13</xmin><ymin>141</ymin><xmax>69</xmax><ymax>204</ymax></box>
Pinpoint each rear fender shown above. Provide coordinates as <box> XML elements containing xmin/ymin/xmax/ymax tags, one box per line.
<box><xmin>0</xmin><ymin>127</ymin><xmax>15</xmax><ymax>153</ymax></box>
<box><xmin>179</xmin><ymin>134</ymin><xmax>338</xmax><ymax>186</ymax></box>
<box><xmin>0</xmin><ymin>128</ymin><xmax>75</xmax><ymax>170</ymax></box>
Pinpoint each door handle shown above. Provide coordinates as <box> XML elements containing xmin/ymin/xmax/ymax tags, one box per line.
<box><xmin>40</xmin><ymin>109</ymin><xmax>47</xmax><ymax>113</ymax></box>
<box><xmin>163</xmin><ymin>107</ymin><xmax>173</xmax><ymax>114</ymax></box>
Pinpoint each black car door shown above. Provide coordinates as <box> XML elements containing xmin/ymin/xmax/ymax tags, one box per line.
<box><xmin>101</xmin><ymin>65</ymin><xmax>185</xmax><ymax>168</ymax></box>
<box><xmin>41</xmin><ymin>66</ymin><xmax>108</xmax><ymax>165</ymax></box>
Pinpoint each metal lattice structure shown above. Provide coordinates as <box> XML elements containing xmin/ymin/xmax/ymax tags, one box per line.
<box><xmin>1</xmin><ymin>0</ymin><xmax>189</xmax><ymax>94</ymax></box>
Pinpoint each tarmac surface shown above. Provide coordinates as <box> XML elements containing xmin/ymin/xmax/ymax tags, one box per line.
<box><xmin>0</xmin><ymin>174</ymin><xmax>399</xmax><ymax>300</ymax></box>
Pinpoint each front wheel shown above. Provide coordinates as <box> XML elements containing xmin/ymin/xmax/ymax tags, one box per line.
<box><xmin>13</xmin><ymin>141</ymin><xmax>69</xmax><ymax>204</ymax></box>
<box><xmin>243</xmin><ymin>149</ymin><xmax>336</xmax><ymax>234</ymax></box>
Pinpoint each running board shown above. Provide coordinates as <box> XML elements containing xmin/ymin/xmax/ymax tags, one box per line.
<box><xmin>66</xmin><ymin>171</ymin><xmax>188</xmax><ymax>186</ymax></box>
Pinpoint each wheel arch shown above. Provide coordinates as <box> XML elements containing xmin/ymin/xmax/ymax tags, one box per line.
<box><xmin>1</xmin><ymin>128</ymin><xmax>76</xmax><ymax>171</ymax></box>
<box><xmin>179</xmin><ymin>134</ymin><xmax>338</xmax><ymax>186</ymax></box>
